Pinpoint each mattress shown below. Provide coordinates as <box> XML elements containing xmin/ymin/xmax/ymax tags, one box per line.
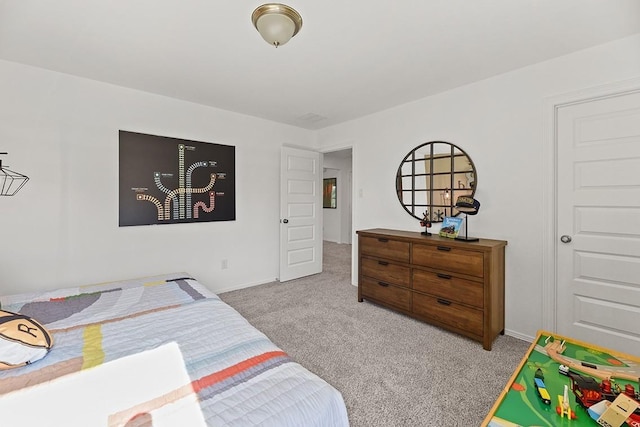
<box><xmin>0</xmin><ymin>273</ymin><xmax>349</xmax><ymax>426</ymax></box>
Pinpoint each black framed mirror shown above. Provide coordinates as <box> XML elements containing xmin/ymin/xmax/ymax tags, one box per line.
<box><xmin>396</xmin><ymin>141</ymin><xmax>477</xmax><ymax>222</ymax></box>
<box><xmin>323</xmin><ymin>178</ymin><xmax>337</xmax><ymax>208</ymax></box>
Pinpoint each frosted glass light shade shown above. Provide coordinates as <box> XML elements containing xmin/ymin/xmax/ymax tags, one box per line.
<box><xmin>256</xmin><ymin>13</ymin><xmax>295</xmax><ymax>46</ymax></box>
<box><xmin>252</xmin><ymin>4</ymin><xmax>303</xmax><ymax>47</ymax></box>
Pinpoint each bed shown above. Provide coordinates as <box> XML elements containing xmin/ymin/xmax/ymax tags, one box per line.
<box><xmin>0</xmin><ymin>273</ymin><xmax>350</xmax><ymax>426</ymax></box>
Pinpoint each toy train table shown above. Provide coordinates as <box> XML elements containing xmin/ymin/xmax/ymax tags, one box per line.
<box><xmin>482</xmin><ymin>330</ymin><xmax>640</xmax><ymax>427</ymax></box>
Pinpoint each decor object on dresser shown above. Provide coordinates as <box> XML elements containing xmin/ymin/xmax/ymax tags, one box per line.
<box><xmin>396</xmin><ymin>141</ymin><xmax>476</xmax><ymax>223</ymax></box>
<box><xmin>439</xmin><ymin>216</ymin><xmax>463</xmax><ymax>239</ymax></box>
<box><xmin>454</xmin><ymin>195</ymin><xmax>481</xmax><ymax>242</ymax></box>
<box><xmin>419</xmin><ymin>210</ymin><xmax>432</xmax><ymax>235</ymax></box>
<box><xmin>0</xmin><ymin>152</ymin><xmax>29</xmax><ymax>196</ymax></box>
<box><xmin>0</xmin><ymin>273</ymin><xmax>349</xmax><ymax>426</ymax></box>
<box><xmin>357</xmin><ymin>228</ymin><xmax>507</xmax><ymax>350</ymax></box>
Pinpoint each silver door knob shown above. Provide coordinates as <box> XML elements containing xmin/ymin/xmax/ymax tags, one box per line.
<box><xmin>560</xmin><ymin>235</ymin><xmax>572</xmax><ymax>243</ymax></box>
<box><xmin>282</xmin><ymin>219</ymin><xmax>289</xmax><ymax>224</ymax></box>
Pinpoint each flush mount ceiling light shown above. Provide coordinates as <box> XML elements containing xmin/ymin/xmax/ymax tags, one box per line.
<box><xmin>0</xmin><ymin>152</ymin><xmax>29</xmax><ymax>196</ymax></box>
<box><xmin>252</xmin><ymin>3</ymin><xmax>303</xmax><ymax>48</ymax></box>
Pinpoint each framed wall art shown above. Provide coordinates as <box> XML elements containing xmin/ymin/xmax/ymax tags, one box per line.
<box><xmin>119</xmin><ymin>131</ymin><xmax>235</xmax><ymax>226</ymax></box>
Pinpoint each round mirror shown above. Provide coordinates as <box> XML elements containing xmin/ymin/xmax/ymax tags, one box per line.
<box><xmin>396</xmin><ymin>141</ymin><xmax>477</xmax><ymax>222</ymax></box>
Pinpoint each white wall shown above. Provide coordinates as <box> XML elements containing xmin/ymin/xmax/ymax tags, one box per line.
<box><xmin>0</xmin><ymin>59</ymin><xmax>314</xmax><ymax>295</ymax></box>
<box><xmin>316</xmin><ymin>34</ymin><xmax>640</xmax><ymax>341</ymax></box>
<box><xmin>2</xmin><ymin>33</ymin><xmax>639</xmax><ymax>342</ymax></box>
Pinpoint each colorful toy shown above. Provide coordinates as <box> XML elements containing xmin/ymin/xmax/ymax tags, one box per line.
<box><xmin>533</xmin><ymin>368</ymin><xmax>551</xmax><ymax>405</ymax></box>
<box><xmin>483</xmin><ymin>331</ymin><xmax>640</xmax><ymax>427</ymax></box>
<box><xmin>566</xmin><ymin>370</ymin><xmax>640</xmax><ymax>426</ymax></box>
<box><xmin>596</xmin><ymin>393</ymin><xmax>640</xmax><ymax>427</ymax></box>
<box><xmin>545</xmin><ymin>335</ymin><xmax>639</xmax><ymax>382</ymax></box>
<box><xmin>556</xmin><ymin>384</ymin><xmax>577</xmax><ymax>419</ymax></box>
<box><xmin>587</xmin><ymin>400</ymin><xmax>610</xmax><ymax>421</ymax></box>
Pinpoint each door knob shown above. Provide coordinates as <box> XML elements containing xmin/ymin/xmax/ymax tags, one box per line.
<box><xmin>282</xmin><ymin>219</ymin><xmax>289</xmax><ymax>224</ymax></box>
<box><xmin>560</xmin><ymin>235</ymin><xmax>572</xmax><ymax>243</ymax></box>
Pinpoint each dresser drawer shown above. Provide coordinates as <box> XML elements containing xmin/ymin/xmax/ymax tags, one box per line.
<box><xmin>361</xmin><ymin>276</ymin><xmax>411</xmax><ymax>311</ymax></box>
<box><xmin>412</xmin><ymin>243</ymin><xmax>484</xmax><ymax>278</ymax></box>
<box><xmin>360</xmin><ymin>236</ymin><xmax>410</xmax><ymax>263</ymax></box>
<box><xmin>412</xmin><ymin>269</ymin><xmax>483</xmax><ymax>308</ymax></box>
<box><xmin>412</xmin><ymin>293</ymin><xmax>483</xmax><ymax>337</ymax></box>
<box><xmin>361</xmin><ymin>257</ymin><xmax>411</xmax><ymax>288</ymax></box>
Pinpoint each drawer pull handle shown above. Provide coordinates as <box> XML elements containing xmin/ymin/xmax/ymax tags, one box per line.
<box><xmin>378</xmin><ymin>261</ymin><xmax>389</xmax><ymax>266</ymax></box>
<box><xmin>437</xmin><ymin>298</ymin><xmax>452</xmax><ymax>306</ymax></box>
<box><xmin>437</xmin><ymin>273</ymin><xmax>452</xmax><ymax>280</ymax></box>
<box><xmin>437</xmin><ymin>246</ymin><xmax>451</xmax><ymax>252</ymax></box>
<box><xmin>378</xmin><ymin>238</ymin><xmax>389</xmax><ymax>243</ymax></box>
<box><xmin>377</xmin><ymin>281</ymin><xmax>390</xmax><ymax>287</ymax></box>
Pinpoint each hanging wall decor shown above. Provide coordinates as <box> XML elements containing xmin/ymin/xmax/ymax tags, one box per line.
<box><xmin>396</xmin><ymin>141</ymin><xmax>477</xmax><ymax>223</ymax></box>
<box><xmin>0</xmin><ymin>152</ymin><xmax>29</xmax><ymax>196</ymax></box>
<box><xmin>119</xmin><ymin>131</ymin><xmax>235</xmax><ymax>226</ymax></box>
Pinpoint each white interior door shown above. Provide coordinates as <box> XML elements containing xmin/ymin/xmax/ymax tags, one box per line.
<box><xmin>556</xmin><ymin>90</ymin><xmax>640</xmax><ymax>355</ymax></box>
<box><xmin>279</xmin><ymin>146</ymin><xmax>322</xmax><ymax>282</ymax></box>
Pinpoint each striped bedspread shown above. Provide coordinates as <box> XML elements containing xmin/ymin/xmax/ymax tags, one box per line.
<box><xmin>0</xmin><ymin>273</ymin><xmax>349</xmax><ymax>426</ymax></box>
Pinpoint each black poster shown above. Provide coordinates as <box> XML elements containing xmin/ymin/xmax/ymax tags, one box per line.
<box><xmin>119</xmin><ymin>131</ymin><xmax>235</xmax><ymax>226</ymax></box>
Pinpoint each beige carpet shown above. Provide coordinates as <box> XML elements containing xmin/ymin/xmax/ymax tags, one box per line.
<box><xmin>220</xmin><ymin>241</ymin><xmax>530</xmax><ymax>426</ymax></box>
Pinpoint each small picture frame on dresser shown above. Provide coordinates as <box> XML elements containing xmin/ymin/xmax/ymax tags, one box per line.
<box><xmin>439</xmin><ymin>217</ymin><xmax>463</xmax><ymax>238</ymax></box>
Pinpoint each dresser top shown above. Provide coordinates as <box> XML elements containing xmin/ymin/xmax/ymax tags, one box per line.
<box><xmin>357</xmin><ymin>228</ymin><xmax>507</xmax><ymax>249</ymax></box>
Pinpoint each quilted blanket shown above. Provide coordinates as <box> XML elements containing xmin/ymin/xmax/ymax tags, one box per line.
<box><xmin>0</xmin><ymin>273</ymin><xmax>349</xmax><ymax>426</ymax></box>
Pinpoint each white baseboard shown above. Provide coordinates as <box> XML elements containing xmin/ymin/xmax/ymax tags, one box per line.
<box><xmin>214</xmin><ymin>277</ymin><xmax>276</xmax><ymax>294</ymax></box>
<box><xmin>504</xmin><ymin>328</ymin><xmax>535</xmax><ymax>343</ymax></box>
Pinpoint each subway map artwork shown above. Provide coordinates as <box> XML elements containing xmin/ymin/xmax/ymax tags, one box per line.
<box><xmin>119</xmin><ymin>131</ymin><xmax>235</xmax><ymax>226</ymax></box>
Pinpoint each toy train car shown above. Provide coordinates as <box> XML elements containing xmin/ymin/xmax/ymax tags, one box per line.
<box><xmin>558</xmin><ymin>364</ymin><xmax>569</xmax><ymax>376</ymax></box>
<box><xmin>534</xmin><ymin>378</ymin><xmax>552</xmax><ymax>405</ymax></box>
<box><xmin>534</xmin><ymin>368</ymin><xmax>551</xmax><ymax>405</ymax></box>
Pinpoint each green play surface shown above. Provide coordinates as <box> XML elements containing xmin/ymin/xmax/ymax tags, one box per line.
<box><xmin>483</xmin><ymin>331</ymin><xmax>640</xmax><ymax>427</ymax></box>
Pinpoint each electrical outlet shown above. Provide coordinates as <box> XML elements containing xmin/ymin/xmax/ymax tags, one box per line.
<box><xmin>221</xmin><ymin>259</ymin><xmax>228</xmax><ymax>269</ymax></box>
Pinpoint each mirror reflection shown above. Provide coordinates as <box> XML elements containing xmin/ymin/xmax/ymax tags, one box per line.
<box><xmin>396</xmin><ymin>141</ymin><xmax>476</xmax><ymax>222</ymax></box>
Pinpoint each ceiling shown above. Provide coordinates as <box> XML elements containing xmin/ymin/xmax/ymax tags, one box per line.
<box><xmin>1</xmin><ymin>1</ymin><xmax>639</xmax><ymax>130</ymax></box>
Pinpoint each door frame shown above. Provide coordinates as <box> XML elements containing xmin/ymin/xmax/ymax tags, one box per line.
<box><xmin>541</xmin><ymin>76</ymin><xmax>640</xmax><ymax>331</ymax></box>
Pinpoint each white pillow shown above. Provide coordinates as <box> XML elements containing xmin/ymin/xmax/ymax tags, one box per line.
<box><xmin>0</xmin><ymin>310</ymin><xmax>53</xmax><ymax>370</ymax></box>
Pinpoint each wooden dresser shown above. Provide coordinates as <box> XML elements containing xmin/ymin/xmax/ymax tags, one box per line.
<box><xmin>357</xmin><ymin>228</ymin><xmax>507</xmax><ymax>350</ymax></box>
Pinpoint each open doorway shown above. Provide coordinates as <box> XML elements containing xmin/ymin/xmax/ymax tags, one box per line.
<box><xmin>322</xmin><ymin>148</ymin><xmax>353</xmax><ymax>282</ymax></box>
<box><xmin>322</xmin><ymin>149</ymin><xmax>352</xmax><ymax>244</ymax></box>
